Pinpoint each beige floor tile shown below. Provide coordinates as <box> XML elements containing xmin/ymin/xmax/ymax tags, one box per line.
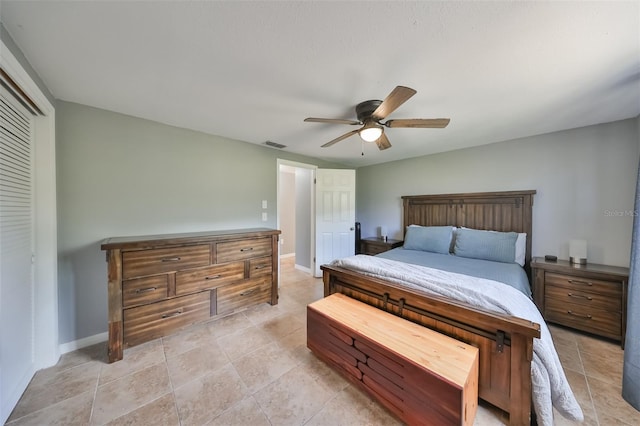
<box><xmin>258</xmin><ymin>311</ymin><xmax>305</xmax><ymax>340</ymax></box>
<box><xmin>253</xmin><ymin>364</ymin><xmax>340</xmax><ymax>425</ymax></box>
<box><xmin>306</xmin><ymin>384</ymin><xmax>401</xmax><ymax>426</ymax></box>
<box><xmin>6</xmin><ymin>390</ymin><xmax>94</xmax><ymax>426</ymax></box>
<box><xmin>553</xmin><ymin>338</ymin><xmax>584</xmax><ymax>374</ymax></box>
<box><xmin>216</xmin><ymin>325</ymin><xmax>273</xmax><ymax>361</ymax></box>
<box><xmin>174</xmin><ymin>364</ymin><xmax>249</xmax><ymax>426</ymax></box>
<box><xmin>232</xmin><ymin>342</ymin><xmax>298</xmax><ymax>393</ymax></box>
<box><xmin>205</xmin><ymin>396</ymin><xmax>270</xmax><ymax>426</ymax></box>
<box><xmin>44</xmin><ymin>342</ymin><xmax>108</xmax><ymax>376</ymax></box>
<box><xmin>205</xmin><ymin>310</ymin><xmax>252</xmax><ymax>339</ymax></box>
<box><xmin>581</xmin><ymin>348</ymin><xmax>624</xmax><ymax>385</ymax></box>
<box><xmin>166</xmin><ymin>341</ymin><xmax>230</xmax><ymax>388</ymax></box>
<box><xmin>243</xmin><ymin>301</ymin><xmax>291</xmax><ymax>325</ymax></box>
<box><xmin>576</xmin><ymin>333</ymin><xmax>623</xmax><ymax>358</ymax></box>
<box><xmin>104</xmin><ymin>393</ymin><xmax>179</xmax><ymax>426</ymax></box>
<box><xmin>473</xmin><ymin>400</ymin><xmax>508</xmax><ymax>425</ymax></box>
<box><xmin>8</xmin><ymin>361</ymin><xmax>101</xmax><ymax>421</ymax></box>
<box><xmin>161</xmin><ymin>321</ymin><xmax>217</xmax><ymax>359</ymax></box>
<box><xmin>588</xmin><ymin>375</ymin><xmax>640</xmax><ymax>425</ymax></box>
<box><xmin>91</xmin><ymin>363</ymin><xmax>171</xmax><ymax>425</ymax></box>
<box><xmin>98</xmin><ymin>339</ymin><xmax>166</xmax><ymax>385</ymax></box>
<box><xmin>276</xmin><ymin>324</ymin><xmax>307</xmax><ymax>356</ymax></box>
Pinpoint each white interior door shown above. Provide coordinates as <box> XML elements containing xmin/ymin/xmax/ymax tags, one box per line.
<box><xmin>315</xmin><ymin>169</ymin><xmax>356</xmax><ymax>276</ymax></box>
<box><xmin>0</xmin><ymin>87</ymin><xmax>35</xmax><ymax>421</ymax></box>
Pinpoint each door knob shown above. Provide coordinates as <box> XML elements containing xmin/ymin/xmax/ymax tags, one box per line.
<box><xmin>350</xmin><ymin>227</ymin><xmax>355</xmax><ymax>231</ymax></box>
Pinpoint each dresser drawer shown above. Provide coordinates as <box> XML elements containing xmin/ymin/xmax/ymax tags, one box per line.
<box><xmin>123</xmin><ymin>244</ymin><xmax>211</xmax><ymax>279</ymax></box>
<box><xmin>545</xmin><ymin>272</ymin><xmax>622</xmax><ymax>299</ymax></box>
<box><xmin>123</xmin><ymin>292</ymin><xmax>211</xmax><ymax>347</ymax></box>
<box><xmin>249</xmin><ymin>256</ymin><xmax>272</xmax><ymax>278</ymax></box>
<box><xmin>122</xmin><ymin>275</ymin><xmax>169</xmax><ymax>308</ymax></box>
<box><xmin>175</xmin><ymin>262</ymin><xmax>245</xmax><ymax>295</ymax></box>
<box><xmin>217</xmin><ymin>278</ymin><xmax>272</xmax><ymax>314</ymax></box>
<box><xmin>545</xmin><ymin>299</ymin><xmax>621</xmax><ymax>338</ymax></box>
<box><xmin>216</xmin><ymin>238</ymin><xmax>271</xmax><ymax>263</ymax></box>
<box><xmin>545</xmin><ymin>284</ymin><xmax>621</xmax><ymax>311</ymax></box>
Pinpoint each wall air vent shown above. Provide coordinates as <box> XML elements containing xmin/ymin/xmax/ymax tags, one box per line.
<box><xmin>264</xmin><ymin>141</ymin><xmax>286</xmax><ymax>149</ymax></box>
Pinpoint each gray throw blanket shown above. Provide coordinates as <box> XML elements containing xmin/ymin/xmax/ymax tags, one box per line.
<box><xmin>331</xmin><ymin>255</ymin><xmax>583</xmax><ymax>426</ymax></box>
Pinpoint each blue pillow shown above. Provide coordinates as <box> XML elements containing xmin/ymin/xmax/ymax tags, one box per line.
<box><xmin>453</xmin><ymin>228</ymin><xmax>518</xmax><ymax>263</ymax></box>
<box><xmin>403</xmin><ymin>226</ymin><xmax>453</xmax><ymax>254</ymax></box>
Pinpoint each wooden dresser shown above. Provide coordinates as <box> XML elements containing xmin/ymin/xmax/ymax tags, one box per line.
<box><xmin>101</xmin><ymin>228</ymin><xmax>280</xmax><ymax>362</ymax></box>
<box><xmin>359</xmin><ymin>237</ymin><xmax>403</xmax><ymax>255</ymax></box>
<box><xmin>531</xmin><ymin>257</ymin><xmax>629</xmax><ymax>348</ymax></box>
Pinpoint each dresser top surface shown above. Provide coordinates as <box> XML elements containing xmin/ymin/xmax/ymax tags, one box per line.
<box><xmin>101</xmin><ymin>228</ymin><xmax>280</xmax><ymax>250</ymax></box>
<box><xmin>531</xmin><ymin>257</ymin><xmax>629</xmax><ymax>278</ymax></box>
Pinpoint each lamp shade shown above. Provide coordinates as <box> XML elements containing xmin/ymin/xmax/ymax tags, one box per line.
<box><xmin>569</xmin><ymin>239</ymin><xmax>587</xmax><ymax>265</ymax></box>
<box><xmin>359</xmin><ymin>123</ymin><xmax>383</xmax><ymax>142</ymax></box>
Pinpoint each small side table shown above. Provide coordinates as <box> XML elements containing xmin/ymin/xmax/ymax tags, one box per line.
<box><xmin>531</xmin><ymin>257</ymin><xmax>629</xmax><ymax>348</ymax></box>
<box><xmin>359</xmin><ymin>237</ymin><xmax>403</xmax><ymax>256</ymax></box>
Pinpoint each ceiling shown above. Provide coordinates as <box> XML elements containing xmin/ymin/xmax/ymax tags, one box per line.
<box><xmin>1</xmin><ymin>1</ymin><xmax>638</xmax><ymax>168</ymax></box>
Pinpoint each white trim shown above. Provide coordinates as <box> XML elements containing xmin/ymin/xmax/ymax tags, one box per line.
<box><xmin>0</xmin><ymin>42</ymin><xmax>58</xmax><ymax>369</ymax></box>
<box><xmin>59</xmin><ymin>332</ymin><xmax>108</xmax><ymax>355</ymax></box>
<box><xmin>280</xmin><ymin>252</ymin><xmax>295</xmax><ymax>259</ymax></box>
<box><xmin>294</xmin><ymin>264</ymin><xmax>312</xmax><ymax>274</ymax></box>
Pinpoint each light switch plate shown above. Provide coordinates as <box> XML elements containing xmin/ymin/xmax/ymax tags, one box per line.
<box><xmin>262</xmin><ymin>212</ymin><xmax>268</xmax><ymax>221</ymax></box>
<box><xmin>262</xmin><ymin>200</ymin><xmax>267</xmax><ymax>209</ymax></box>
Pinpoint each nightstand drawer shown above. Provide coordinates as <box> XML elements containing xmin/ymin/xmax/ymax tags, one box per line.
<box><xmin>545</xmin><ymin>299</ymin><xmax>621</xmax><ymax>338</ymax></box>
<box><xmin>545</xmin><ymin>272</ymin><xmax>622</xmax><ymax>299</ymax></box>
<box><xmin>544</xmin><ymin>284</ymin><xmax>621</xmax><ymax>311</ymax></box>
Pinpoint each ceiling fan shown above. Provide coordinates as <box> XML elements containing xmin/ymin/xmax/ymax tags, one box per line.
<box><xmin>304</xmin><ymin>86</ymin><xmax>450</xmax><ymax>151</ymax></box>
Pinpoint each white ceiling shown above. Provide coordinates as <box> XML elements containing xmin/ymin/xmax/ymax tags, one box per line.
<box><xmin>2</xmin><ymin>1</ymin><xmax>639</xmax><ymax>167</ymax></box>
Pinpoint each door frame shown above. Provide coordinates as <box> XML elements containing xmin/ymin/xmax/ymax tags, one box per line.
<box><xmin>0</xmin><ymin>39</ymin><xmax>58</xmax><ymax>379</ymax></box>
<box><xmin>276</xmin><ymin>159</ymin><xmax>317</xmax><ymax>274</ymax></box>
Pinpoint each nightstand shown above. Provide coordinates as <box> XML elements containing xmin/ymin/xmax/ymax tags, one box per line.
<box><xmin>359</xmin><ymin>237</ymin><xmax>403</xmax><ymax>255</ymax></box>
<box><xmin>531</xmin><ymin>257</ymin><xmax>629</xmax><ymax>348</ymax></box>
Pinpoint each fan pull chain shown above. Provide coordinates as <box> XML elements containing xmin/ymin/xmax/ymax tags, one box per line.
<box><xmin>361</xmin><ymin>139</ymin><xmax>365</xmax><ymax>156</ymax></box>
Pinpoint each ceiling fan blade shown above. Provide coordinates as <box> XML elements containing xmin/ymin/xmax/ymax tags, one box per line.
<box><xmin>375</xmin><ymin>132</ymin><xmax>392</xmax><ymax>150</ymax></box>
<box><xmin>304</xmin><ymin>117</ymin><xmax>360</xmax><ymax>125</ymax></box>
<box><xmin>385</xmin><ymin>118</ymin><xmax>450</xmax><ymax>128</ymax></box>
<box><xmin>321</xmin><ymin>129</ymin><xmax>360</xmax><ymax>148</ymax></box>
<box><xmin>372</xmin><ymin>86</ymin><xmax>417</xmax><ymax>120</ymax></box>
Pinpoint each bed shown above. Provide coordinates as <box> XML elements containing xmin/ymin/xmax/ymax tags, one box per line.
<box><xmin>321</xmin><ymin>190</ymin><xmax>582</xmax><ymax>426</ymax></box>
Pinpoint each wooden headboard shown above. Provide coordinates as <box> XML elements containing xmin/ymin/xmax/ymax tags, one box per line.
<box><xmin>401</xmin><ymin>190</ymin><xmax>536</xmax><ymax>271</ymax></box>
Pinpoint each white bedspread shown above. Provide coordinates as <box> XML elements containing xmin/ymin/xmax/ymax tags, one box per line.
<box><xmin>331</xmin><ymin>255</ymin><xmax>583</xmax><ymax>426</ymax></box>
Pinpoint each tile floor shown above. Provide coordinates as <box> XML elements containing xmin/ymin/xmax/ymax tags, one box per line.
<box><xmin>6</xmin><ymin>257</ymin><xmax>639</xmax><ymax>425</ymax></box>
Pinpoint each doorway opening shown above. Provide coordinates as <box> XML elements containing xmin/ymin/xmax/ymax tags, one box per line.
<box><xmin>277</xmin><ymin>160</ymin><xmax>316</xmax><ymax>274</ymax></box>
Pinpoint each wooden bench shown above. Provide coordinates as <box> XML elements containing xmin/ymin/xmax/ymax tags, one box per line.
<box><xmin>307</xmin><ymin>293</ymin><xmax>479</xmax><ymax>426</ymax></box>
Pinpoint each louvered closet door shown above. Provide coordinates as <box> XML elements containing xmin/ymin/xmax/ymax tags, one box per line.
<box><xmin>0</xmin><ymin>86</ymin><xmax>35</xmax><ymax>414</ymax></box>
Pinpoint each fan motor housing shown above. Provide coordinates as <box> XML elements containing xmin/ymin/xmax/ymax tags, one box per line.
<box><xmin>356</xmin><ymin>100</ymin><xmax>382</xmax><ymax>121</ymax></box>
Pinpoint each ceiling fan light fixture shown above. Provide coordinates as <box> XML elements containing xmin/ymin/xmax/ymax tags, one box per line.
<box><xmin>359</xmin><ymin>122</ymin><xmax>383</xmax><ymax>142</ymax></box>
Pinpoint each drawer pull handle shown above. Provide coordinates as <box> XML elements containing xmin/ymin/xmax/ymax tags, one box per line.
<box><xmin>568</xmin><ymin>293</ymin><xmax>593</xmax><ymax>300</ymax></box>
<box><xmin>240</xmin><ymin>289</ymin><xmax>256</xmax><ymax>297</ymax></box>
<box><xmin>240</xmin><ymin>247</ymin><xmax>254</xmax><ymax>252</ymax></box>
<box><xmin>161</xmin><ymin>257</ymin><xmax>181</xmax><ymax>262</ymax></box>
<box><xmin>254</xmin><ymin>265</ymin><xmax>267</xmax><ymax>270</ymax></box>
<box><xmin>135</xmin><ymin>287</ymin><xmax>157</xmax><ymax>294</ymax></box>
<box><xmin>205</xmin><ymin>275</ymin><xmax>222</xmax><ymax>280</ymax></box>
<box><xmin>567</xmin><ymin>311</ymin><xmax>592</xmax><ymax>319</ymax></box>
<box><xmin>161</xmin><ymin>309</ymin><xmax>183</xmax><ymax>319</ymax></box>
<box><xmin>568</xmin><ymin>279</ymin><xmax>593</xmax><ymax>286</ymax></box>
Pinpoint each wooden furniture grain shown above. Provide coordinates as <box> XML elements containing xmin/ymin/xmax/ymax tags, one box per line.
<box><xmin>531</xmin><ymin>257</ymin><xmax>629</xmax><ymax>348</ymax></box>
<box><xmin>308</xmin><ymin>293</ymin><xmax>479</xmax><ymax>426</ymax></box>
<box><xmin>322</xmin><ymin>190</ymin><xmax>540</xmax><ymax>425</ymax></box>
<box><xmin>359</xmin><ymin>237</ymin><xmax>403</xmax><ymax>255</ymax></box>
<box><xmin>101</xmin><ymin>228</ymin><xmax>280</xmax><ymax>362</ymax></box>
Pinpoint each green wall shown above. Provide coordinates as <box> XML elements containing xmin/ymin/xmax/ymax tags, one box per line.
<box><xmin>356</xmin><ymin>118</ymin><xmax>639</xmax><ymax>268</ymax></box>
<box><xmin>56</xmin><ymin>101</ymin><xmax>340</xmax><ymax>344</ymax></box>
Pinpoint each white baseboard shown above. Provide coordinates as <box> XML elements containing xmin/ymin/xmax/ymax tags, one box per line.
<box><xmin>294</xmin><ymin>264</ymin><xmax>312</xmax><ymax>274</ymax></box>
<box><xmin>59</xmin><ymin>332</ymin><xmax>108</xmax><ymax>354</ymax></box>
<box><xmin>280</xmin><ymin>252</ymin><xmax>295</xmax><ymax>259</ymax></box>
